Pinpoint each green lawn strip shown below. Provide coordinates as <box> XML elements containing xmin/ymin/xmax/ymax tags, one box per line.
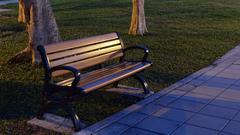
<box><xmin>1</xmin><ymin>0</ymin><xmax>240</xmax><ymax>134</ymax></box>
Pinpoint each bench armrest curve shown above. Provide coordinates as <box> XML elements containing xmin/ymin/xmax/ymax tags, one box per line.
<box><xmin>122</xmin><ymin>45</ymin><xmax>150</xmax><ymax>62</ymax></box>
<box><xmin>50</xmin><ymin>66</ymin><xmax>81</xmax><ymax>86</ymax></box>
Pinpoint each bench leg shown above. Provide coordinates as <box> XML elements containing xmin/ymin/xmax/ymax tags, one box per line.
<box><xmin>37</xmin><ymin>101</ymin><xmax>57</xmax><ymax>119</ymax></box>
<box><xmin>113</xmin><ymin>81</ymin><xmax>119</xmax><ymax>88</ymax></box>
<box><xmin>37</xmin><ymin>101</ymin><xmax>84</xmax><ymax>131</ymax></box>
<box><xmin>133</xmin><ymin>74</ymin><xmax>150</xmax><ymax>94</ymax></box>
<box><xmin>63</xmin><ymin>103</ymin><xmax>85</xmax><ymax>131</ymax></box>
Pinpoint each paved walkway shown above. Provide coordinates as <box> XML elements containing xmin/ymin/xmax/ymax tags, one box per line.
<box><xmin>76</xmin><ymin>45</ymin><xmax>240</xmax><ymax>135</ymax></box>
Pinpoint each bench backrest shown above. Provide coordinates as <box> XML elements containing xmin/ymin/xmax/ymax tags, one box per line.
<box><xmin>42</xmin><ymin>32</ymin><xmax>124</xmax><ymax>77</ymax></box>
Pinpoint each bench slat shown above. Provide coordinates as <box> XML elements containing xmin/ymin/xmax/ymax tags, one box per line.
<box><xmin>52</xmin><ymin>51</ymin><xmax>123</xmax><ymax>77</ymax></box>
<box><xmin>56</xmin><ymin>62</ymin><xmax>135</xmax><ymax>86</ymax></box>
<box><xmin>78</xmin><ymin>62</ymin><xmax>140</xmax><ymax>87</ymax></box>
<box><xmin>50</xmin><ymin>45</ymin><xmax>122</xmax><ymax>67</ymax></box>
<box><xmin>56</xmin><ymin>62</ymin><xmax>150</xmax><ymax>89</ymax></box>
<box><xmin>45</xmin><ymin>33</ymin><xmax>119</xmax><ymax>54</ymax></box>
<box><xmin>48</xmin><ymin>39</ymin><xmax>121</xmax><ymax>60</ymax></box>
<box><xmin>82</xmin><ymin>62</ymin><xmax>151</xmax><ymax>93</ymax></box>
<box><xmin>69</xmin><ymin>51</ymin><xmax>123</xmax><ymax>69</ymax></box>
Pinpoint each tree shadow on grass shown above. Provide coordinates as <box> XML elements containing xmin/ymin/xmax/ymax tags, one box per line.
<box><xmin>0</xmin><ymin>79</ymin><xmax>139</xmax><ymax>124</ymax></box>
<box><xmin>0</xmin><ymin>24</ymin><xmax>24</xmax><ymax>33</ymax></box>
<box><xmin>0</xmin><ymin>80</ymin><xmax>42</xmax><ymax>120</ymax></box>
<box><xmin>0</xmin><ymin>24</ymin><xmax>25</xmax><ymax>39</ymax></box>
<box><xmin>0</xmin><ymin>79</ymin><xmax>58</xmax><ymax>134</ymax></box>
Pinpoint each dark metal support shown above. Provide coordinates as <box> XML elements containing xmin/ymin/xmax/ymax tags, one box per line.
<box><xmin>37</xmin><ymin>100</ymin><xmax>84</xmax><ymax>131</ymax></box>
<box><xmin>37</xmin><ymin>101</ymin><xmax>57</xmax><ymax>119</ymax></box>
<box><xmin>133</xmin><ymin>74</ymin><xmax>150</xmax><ymax>94</ymax></box>
<box><xmin>63</xmin><ymin>103</ymin><xmax>84</xmax><ymax>131</ymax></box>
<box><xmin>113</xmin><ymin>81</ymin><xmax>119</xmax><ymax>88</ymax></box>
<box><xmin>98</xmin><ymin>64</ymin><xmax>103</xmax><ymax>69</ymax></box>
<box><xmin>122</xmin><ymin>45</ymin><xmax>149</xmax><ymax>63</ymax></box>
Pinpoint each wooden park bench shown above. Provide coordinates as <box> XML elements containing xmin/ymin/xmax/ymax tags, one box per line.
<box><xmin>37</xmin><ymin>32</ymin><xmax>153</xmax><ymax>131</ymax></box>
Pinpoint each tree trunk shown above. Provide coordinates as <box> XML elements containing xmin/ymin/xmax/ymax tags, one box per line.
<box><xmin>8</xmin><ymin>0</ymin><xmax>61</xmax><ymax>65</ymax></box>
<box><xmin>129</xmin><ymin>0</ymin><xmax>148</xmax><ymax>36</ymax></box>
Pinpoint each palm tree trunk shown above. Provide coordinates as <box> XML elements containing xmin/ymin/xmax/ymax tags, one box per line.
<box><xmin>8</xmin><ymin>0</ymin><xmax>61</xmax><ymax>65</ymax></box>
<box><xmin>129</xmin><ymin>0</ymin><xmax>148</xmax><ymax>36</ymax></box>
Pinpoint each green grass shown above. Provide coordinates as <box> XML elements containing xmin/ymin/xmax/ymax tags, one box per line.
<box><xmin>1</xmin><ymin>0</ymin><xmax>240</xmax><ymax>134</ymax></box>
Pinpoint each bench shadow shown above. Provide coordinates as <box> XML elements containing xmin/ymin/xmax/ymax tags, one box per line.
<box><xmin>0</xmin><ymin>79</ymin><xmax>139</xmax><ymax>123</ymax></box>
<box><xmin>0</xmin><ymin>80</ymin><xmax>42</xmax><ymax>120</ymax></box>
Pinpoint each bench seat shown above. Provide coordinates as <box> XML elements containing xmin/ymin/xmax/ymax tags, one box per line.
<box><xmin>57</xmin><ymin>61</ymin><xmax>151</xmax><ymax>93</ymax></box>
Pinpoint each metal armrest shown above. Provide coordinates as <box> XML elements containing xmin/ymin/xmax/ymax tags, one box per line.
<box><xmin>122</xmin><ymin>45</ymin><xmax>150</xmax><ymax>62</ymax></box>
<box><xmin>50</xmin><ymin>66</ymin><xmax>81</xmax><ymax>87</ymax></box>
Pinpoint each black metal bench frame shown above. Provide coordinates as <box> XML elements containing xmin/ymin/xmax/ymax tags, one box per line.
<box><xmin>37</xmin><ymin>32</ymin><xmax>152</xmax><ymax>131</ymax></box>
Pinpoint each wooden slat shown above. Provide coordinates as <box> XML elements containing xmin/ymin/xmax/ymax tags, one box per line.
<box><xmin>78</xmin><ymin>62</ymin><xmax>140</xmax><ymax>87</ymax></box>
<box><xmin>80</xmin><ymin>62</ymin><xmax>132</xmax><ymax>78</ymax></box>
<box><xmin>56</xmin><ymin>63</ymin><xmax>127</xmax><ymax>86</ymax></box>
<box><xmin>45</xmin><ymin>33</ymin><xmax>119</xmax><ymax>53</ymax></box>
<box><xmin>68</xmin><ymin>51</ymin><xmax>123</xmax><ymax>69</ymax></box>
<box><xmin>48</xmin><ymin>39</ymin><xmax>121</xmax><ymax>60</ymax></box>
<box><xmin>56</xmin><ymin>78</ymin><xmax>74</xmax><ymax>86</ymax></box>
<box><xmin>50</xmin><ymin>45</ymin><xmax>122</xmax><ymax>67</ymax></box>
<box><xmin>56</xmin><ymin>62</ymin><xmax>148</xmax><ymax>88</ymax></box>
<box><xmin>82</xmin><ymin>62</ymin><xmax>152</xmax><ymax>93</ymax></box>
<box><xmin>56</xmin><ymin>62</ymin><xmax>134</xmax><ymax>86</ymax></box>
<box><xmin>52</xmin><ymin>51</ymin><xmax>123</xmax><ymax>77</ymax></box>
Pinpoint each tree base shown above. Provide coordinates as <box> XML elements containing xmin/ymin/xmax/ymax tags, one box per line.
<box><xmin>128</xmin><ymin>31</ymin><xmax>148</xmax><ymax>36</ymax></box>
<box><xmin>7</xmin><ymin>47</ymin><xmax>32</xmax><ymax>64</ymax></box>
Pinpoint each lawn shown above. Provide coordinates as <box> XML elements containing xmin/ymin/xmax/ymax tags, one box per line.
<box><xmin>1</xmin><ymin>0</ymin><xmax>240</xmax><ymax>134</ymax></box>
